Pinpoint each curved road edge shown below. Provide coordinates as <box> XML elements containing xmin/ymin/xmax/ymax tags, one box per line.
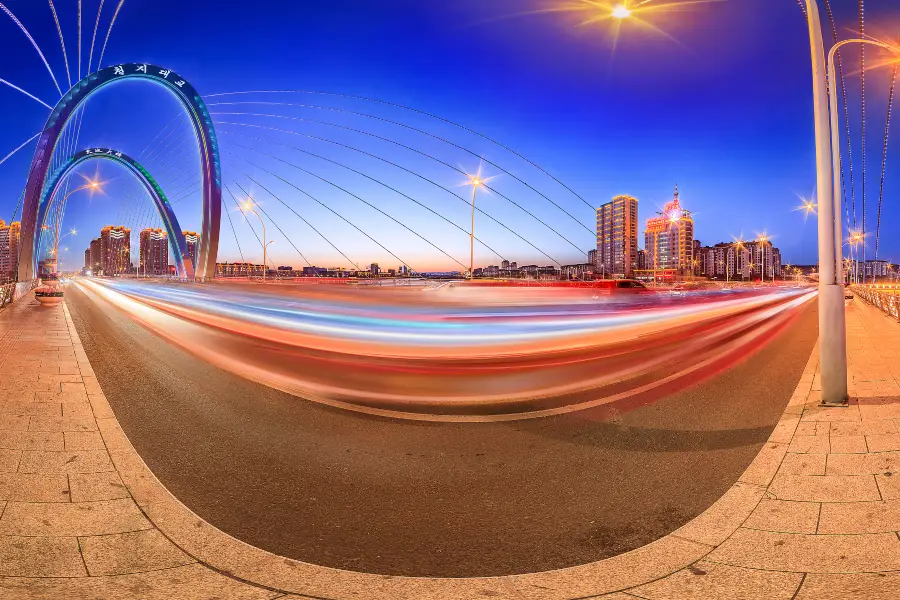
<box><xmin>55</xmin><ymin>301</ymin><xmax>822</xmax><ymax>600</ymax></box>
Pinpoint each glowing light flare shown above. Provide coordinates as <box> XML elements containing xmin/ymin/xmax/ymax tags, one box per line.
<box><xmin>611</xmin><ymin>4</ymin><xmax>632</xmax><ymax>19</ymax></box>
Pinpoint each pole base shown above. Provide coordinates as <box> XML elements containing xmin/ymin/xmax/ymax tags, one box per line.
<box><xmin>819</xmin><ymin>397</ymin><xmax>850</xmax><ymax>408</ymax></box>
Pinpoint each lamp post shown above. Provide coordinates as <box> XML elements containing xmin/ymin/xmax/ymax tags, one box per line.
<box><xmin>465</xmin><ymin>174</ymin><xmax>484</xmax><ymax>280</ymax></box>
<box><xmin>240</xmin><ymin>199</ymin><xmax>269</xmax><ymax>283</ymax></box>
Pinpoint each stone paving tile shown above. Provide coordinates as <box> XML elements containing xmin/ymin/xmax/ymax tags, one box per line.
<box><xmin>767</xmin><ymin>474</ymin><xmax>881</xmax><ymax>502</ymax></box>
<box><xmin>0</xmin><ymin>449</ymin><xmax>21</xmax><ymax>473</ymax></box>
<box><xmin>669</xmin><ymin>482</ymin><xmax>766</xmax><ymax>546</ymax></box>
<box><xmin>865</xmin><ymin>433</ymin><xmax>900</xmax><ymax>452</ymax></box>
<box><xmin>830</xmin><ymin>419</ymin><xmax>898</xmax><ymax>437</ymax></box>
<box><xmin>779</xmin><ymin>453</ymin><xmax>827</xmax><ymax>475</ymax></box>
<box><xmin>0</xmin><ymin>401</ymin><xmax>60</xmax><ymax>417</ymax></box>
<box><xmin>0</xmin><ymin>564</ymin><xmax>280</xmax><ymax>599</ymax></box>
<box><xmin>0</xmin><ymin>498</ymin><xmax>150</xmax><ymax>536</ymax></box>
<box><xmin>0</xmin><ymin>472</ymin><xmax>69</xmax><ymax>502</ymax></box>
<box><xmin>27</xmin><ymin>415</ymin><xmax>97</xmax><ymax>432</ymax></box>
<box><xmin>507</xmin><ymin>536</ymin><xmax>712</xmax><ymax>599</ymax></box>
<box><xmin>17</xmin><ymin>449</ymin><xmax>113</xmax><ymax>474</ymax></box>
<box><xmin>630</xmin><ymin>560</ymin><xmax>802</xmax><ymax>600</ymax></box>
<box><xmin>787</xmin><ymin>434</ymin><xmax>831</xmax><ymax>454</ymax></box>
<box><xmin>0</xmin><ymin>535</ymin><xmax>86</xmax><ymax>577</ymax></box>
<box><xmin>795</xmin><ymin>572</ymin><xmax>900</xmax><ymax>600</ymax></box>
<box><xmin>63</xmin><ymin>430</ymin><xmax>105</xmax><ymax>451</ymax></box>
<box><xmin>0</xmin><ymin>430</ymin><xmax>63</xmax><ymax>451</ymax></box>
<box><xmin>707</xmin><ymin>528</ymin><xmax>900</xmax><ymax>572</ymax></box>
<box><xmin>69</xmin><ymin>471</ymin><xmax>131</xmax><ymax>503</ymax></box>
<box><xmin>818</xmin><ymin>500</ymin><xmax>900</xmax><ymax>534</ymax></box>
<box><xmin>829</xmin><ymin>435</ymin><xmax>868</xmax><ymax>453</ymax></box>
<box><xmin>874</xmin><ymin>473</ymin><xmax>900</xmax><ymax>500</ymax></box>
<box><xmin>0</xmin><ymin>415</ymin><xmax>29</xmax><ymax>431</ymax></box>
<box><xmin>744</xmin><ymin>499</ymin><xmax>820</xmax><ymax>534</ymax></box>
<box><xmin>739</xmin><ymin>442</ymin><xmax>788</xmax><ymax>487</ymax></box>
<box><xmin>79</xmin><ymin>529</ymin><xmax>194</xmax><ymax>576</ymax></box>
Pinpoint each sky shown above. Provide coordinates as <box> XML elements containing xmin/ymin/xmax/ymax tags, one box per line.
<box><xmin>2</xmin><ymin>0</ymin><xmax>900</xmax><ymax>272</ymax></box>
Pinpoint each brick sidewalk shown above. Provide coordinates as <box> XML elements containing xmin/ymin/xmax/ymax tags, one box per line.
<box><xmin>2</xmin><ymin>294</ymin><xmax>899</xmax><ymax>599</ymax></box>
<box><xmin>0</xmin><ymin>299</ymin><xmax>283</xmax><ymax>599</ymax></box>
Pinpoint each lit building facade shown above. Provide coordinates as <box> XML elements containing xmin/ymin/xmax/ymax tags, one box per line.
<box><xmin>745</xmin><ymin>240</ymin><xmax>782</xmax><ymax>280</ymax></box>
<box><xmin>644</xmin><ymin>187</ymin><xmax>695</xmax><ymax>276</ymax></box>
<box><xmin>89</xmin><ymin>238</ymin><xmax>102</xmax><ymax>273</ymax></box>
<box><xmin>140</xmin><ymin>228</ymin><xmax>169</xmax><ymax>275</ymax></box>
<box><xmin>182</xmin><ymin>230</ymin><xmax>199</xmax><ymax>271</ymax></box>
<box><xmin>0</xmin><ymin>220</ymin><xmax>21</xmax><ymax>282</ymax></box>
<box><xmin>596</xmin><ymin>195</ymin><xmax>638</xmax><ymax>278</ymax></box>
<box><xmin>100</xmin><ymin>226</ymin><xmax>131</xmax><ymax>275</ymax></box>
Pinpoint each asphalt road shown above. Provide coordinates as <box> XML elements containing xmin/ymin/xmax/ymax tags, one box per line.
<box><xmin>66</xmin><ymin>283</ymin><xmax>818</xmax><ymax>577</ymax></box>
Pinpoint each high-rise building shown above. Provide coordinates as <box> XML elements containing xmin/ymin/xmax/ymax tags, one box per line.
<box><xmin>501</xmin><ymin>259</ymin><xmax>510</xmax><ymax>270</ymax></box>
<box><xmin>182</xmin><ymin>230</ymin><xmax>199</xmax><ymax>271</ymax></box>
<box><xmin>84</xmin><ymin>248</ymin><xmax>91</xmax><ymax>270</ymax></box>
<box><xmin>745</xmin><ymin>239</ymin><xmax>780</xmax><ymax>280</ymax></box>
<box><xmin>596</xmin><ymin>195</ymin><xmax>638</xmax><ymax>278</ymax></box>
<box><xmin>100</xmin><ymin>226</ymin><xmax>130</xmax><ymax>275</ymax></box>
<box><xmin>637</xmin><ymin>249</ymin><xmax>647</xmax><ymax>270</ymax></box>
<box><xmin>0</xmin><ymin>220</ymin><xmax>21</xmax><ymax>282</ymax></box>
<box><xmin>644</xmin><ymin>186</ymin><xmax>694</xmax><ymax>276</ymax></box>
<box><xmin>140</xmin><ymin>228</ymin><xmax>169</xmax><ymax>275</ymax></box>
<box><xmin>699</xmin><ymin>242</ymin><xmax>747</xmax><ymax>279</ymax></box>
<box><xmin>587</xmin><ymin>249</ymin><xmax>597</xmax><ymax>270</ymax></box>
<box><xmin>89</xmin><ymin>238</ymin><xmax>102</xmax><ymax>273</ymax></box>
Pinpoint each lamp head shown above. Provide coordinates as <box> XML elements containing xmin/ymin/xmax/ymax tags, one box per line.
<box><xmin>611</xmin><ymin>4</ymin><xmax>632</xmax><ymax>19</ymax></box>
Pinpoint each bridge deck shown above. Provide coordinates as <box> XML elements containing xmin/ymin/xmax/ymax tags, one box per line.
<box><xmin>0</xmin><ymin>295</ymin><xmax>899</xmax><ymax>598</ymax></box>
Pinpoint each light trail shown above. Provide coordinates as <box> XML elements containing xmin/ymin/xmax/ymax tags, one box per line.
<box><xmin>73</xmin><ymin>278</ymin><xmax>816</xmax><ymax>420</ymax></box>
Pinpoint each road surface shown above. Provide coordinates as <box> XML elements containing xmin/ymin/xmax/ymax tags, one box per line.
<box><xmin>66</xmin><ymin>282</ymin><xmax>817</xmax><ymax>577</ymax></box>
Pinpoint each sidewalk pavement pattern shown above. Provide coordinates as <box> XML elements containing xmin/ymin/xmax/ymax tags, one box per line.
<box><xmin>0</xmin><ymin>295</ymin><xmax>898</xmax><ymax>599</ymax></box>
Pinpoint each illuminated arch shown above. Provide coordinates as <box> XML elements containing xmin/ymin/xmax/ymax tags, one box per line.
<box><xmin>18</xmin><ymin>63</ymin><xmax>220</xmax><ymax>281</ymax></box>
<box><xmin>37</xmin><ymin>148</ymin><xmax>193</xmax><ymax>279</ymax></box>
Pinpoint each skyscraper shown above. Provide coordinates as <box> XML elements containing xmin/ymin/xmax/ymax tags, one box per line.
<box><xmin>182</xmin><ymin>231</ymin><xmax>199</xmax><ymax>272</ymax></box>
<box><xmin>89</xmin><ymin>238</ymin><xmax>102</xmax><ymax>273</ymax></box>
<box><xmin>140</xmin><ymin>228</ymin><xmax>169</xmax><ymax>275</ymax></box>
<box><xmin>596</xmin><ymin>195</ymin><xmax>638</xmax><ymax>278</ymax></box>
<box><xmin>0</xmin><ymin>220</ymin><xmax>20</xmax><ymax>282</ymax></box>
<box><xmin>100</xmin><ymin>226</ymin><xmax>130</xmax><ymax>275</ymax></box>
<box><xmin>644</xmin><ymin>187</ymin><xmax>694</xmax><ymax>276</ymax></box>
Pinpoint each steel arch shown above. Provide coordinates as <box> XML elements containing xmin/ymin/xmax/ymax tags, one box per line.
<box><xmin>18</xmin><ymin>63</ymin><xmax>220</xmax><ymax>281</ymax></box>
<box><xmin>37</xmin><ymin>148</ymin><xmax>192</xmax><ymax>279</ymax></box>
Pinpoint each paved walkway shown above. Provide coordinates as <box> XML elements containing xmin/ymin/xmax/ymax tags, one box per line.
<box><xmin>0</xmin><ymin>293</ymin><xmax>898</xmax><ymax>598</ymax></box>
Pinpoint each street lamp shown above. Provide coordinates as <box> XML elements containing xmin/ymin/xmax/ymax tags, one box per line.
<box><xmin>729</xmin><ymin>238</ymin><xmax>745</xmax><ymax>283</ymax></box>
<box><xmin>240</xmin><ymin>199</ymin><xmax>270</xmax><ymax>283</ymax></box>
<box><xmin>757</xmin><ymin>234</ymin><xmax>769</xmax><ymax>284</ymax></box>
<box><xmin>465</xmin><ymin>173</ymin><xmax>485</xmax><ymax>280</ymax></box>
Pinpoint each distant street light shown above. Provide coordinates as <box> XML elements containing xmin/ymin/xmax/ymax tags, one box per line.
<box><xmin>611</xmin><ymin>4</ymin><xmax>632</xmax><ymax>20</ymax></box>
<box><xmin>757</xmin><ymin>233</ymin><xmax>769</xmax><ymax>284</ymax></box>
<box><xmin>465</xmin><ymin>172</ymin><xmax>485</xmax><ymax>280</ymax></box>
<box><xmin>240</xmin><ymin>199</ymin><xmax>270</xmax><ymax>283</ymax></box>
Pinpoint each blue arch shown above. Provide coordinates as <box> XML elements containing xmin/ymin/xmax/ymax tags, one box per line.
<box><xmin>37</xmin><ymin>148</ymin><xmax>193</xmax><ymax>279</ymax></box>
<box><xmin>18</xmin><ymin>63</ymin><xmax>220</xmax><ymax>281</ymax></box>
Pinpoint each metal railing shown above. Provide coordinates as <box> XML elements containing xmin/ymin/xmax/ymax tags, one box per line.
<box><xmin>0</xmin><ymin>283</ymin><xmax>14</xmax><ymax>309</ymax></box>
<box><xmin>851</xmin><ymin>285</ymin><xmax>900</xmax><ymax>321</ymax></box>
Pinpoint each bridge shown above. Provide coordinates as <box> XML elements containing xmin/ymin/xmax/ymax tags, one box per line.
<box><xmin>1</xmin><ymin>1</ymin><xmax>900</xmax><ymax>598</ymax></box>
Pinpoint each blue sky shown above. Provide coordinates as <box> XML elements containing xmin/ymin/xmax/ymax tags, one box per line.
<box><xmin>2</xmin><ymin>0</ymin><xmax>900</xmax><ymax>271</ymax></box>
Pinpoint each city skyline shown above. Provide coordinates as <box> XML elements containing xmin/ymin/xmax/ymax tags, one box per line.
<box><xmin>3</xmin><ymin>1</ymin><xmax>899</xmax><ymax>272</ymax></box>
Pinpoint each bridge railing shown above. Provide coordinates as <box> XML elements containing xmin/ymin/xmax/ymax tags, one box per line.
<box><xmin>852</xmin><ymin>285</ymin><xmax>900</xmax><ymax>321</ymax></box>
<box><xmin>0</xmin><ymin>280</ymin><xmax>41</xmax><ymax>310</ymax></box>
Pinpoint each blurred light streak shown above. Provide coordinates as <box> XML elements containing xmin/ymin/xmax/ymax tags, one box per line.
<box><xmin>74</xmin><ymin>279</ymin><xmax>815</xmax><ymax>421</ymax></box>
